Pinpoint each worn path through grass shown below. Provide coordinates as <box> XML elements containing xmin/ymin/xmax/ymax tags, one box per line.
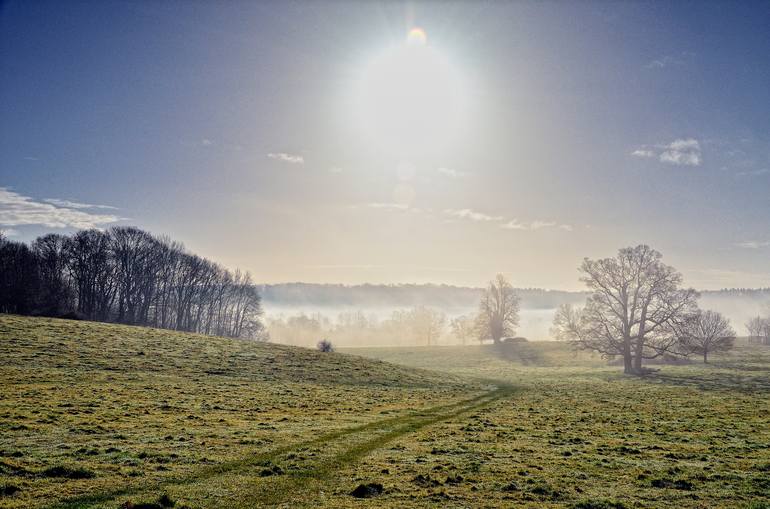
<box><xmin>50</xmin><ymin>383</ymin><xmax>519</xmax><ymax>509</ymax></box>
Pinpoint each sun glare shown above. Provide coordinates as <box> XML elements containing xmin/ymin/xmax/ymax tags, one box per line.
<box><xmin>352</xmin><ymin>28</ymin><xmax>467</xmax><ymax>157</ymax></box>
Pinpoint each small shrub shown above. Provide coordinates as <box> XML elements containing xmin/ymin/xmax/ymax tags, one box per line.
<box><xmin>317</xmin><ymin>339</ymin><xmax>334</xmax><ymax>352</ymax></box>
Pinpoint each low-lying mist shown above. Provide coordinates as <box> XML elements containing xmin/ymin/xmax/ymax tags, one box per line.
<box><xmin>261</xmin><ymin>284</ymin><xmax>770</xmax><ymax>348</ymax></box>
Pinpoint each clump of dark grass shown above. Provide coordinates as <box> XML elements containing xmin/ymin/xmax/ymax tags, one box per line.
<box><xmin>570</xmin><ymin>501</ymin><xmax>628</xmax><ymax>509</ymax></box>
<box><xmin>1</xmin><ymin>483</ymin><xmax>21</xmax><ymax>497</ymax></box>
<box><xmin>40</xmin><ymin>464</ymin><xmax>96</xmax><ymax>479</ymax></box>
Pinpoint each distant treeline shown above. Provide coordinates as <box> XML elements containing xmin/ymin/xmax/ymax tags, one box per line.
<box><xmin>260</xmin><ymin>282</ymin><xmax>588</xmax><ymax>311</ymax></box>
<box><xmin>0</xmin><ymin>227</ymin><xmax>265</xmax><ymax>339</ymax></box>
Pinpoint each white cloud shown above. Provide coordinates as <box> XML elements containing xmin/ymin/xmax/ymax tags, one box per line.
<box><xmin>631</xmin><ymin>149</ymin><xmax>655</xmax><ymax>158</ymax></box>
<box><xmin>201</xmin><ymin>138</ymin><xmax>213</xmax><ymax>146</ymax></box>
<box><xmin>444</xmin><ymin>208</ymin><xmax>502</xmax><ymax>222</ymax></box>
<box><xmin>437</xmin><ymin>167</ymin><xmax>470</xmax><ymax>178</ymax></box>
<box><xmin>43</xmin><ymin>198</ymin><xmax>118</xmax><ymax>210</ymax></box>
<box><xmin>268</xmin><ymin>152</ymin><xmax>304</xmax><ymax>164</ymax></box>
<box><xmin>631</xmin><ymin>138</ymin><xmax>702</xmax><ymax>166</ymax></box>
<box><xmin>735</xmin><ymin>240</ymin><xmax>770</xmax><ymax>249</ymax></box>
<box><xmin>501</xmin><ymin>219</ymin><xmax>573</xmax><ymax>231</ymax></box>
<box><xmin>0</xmin><ymin>227</ymin><xmax>19</xmax><ymax>237</ymax></box>
<box><xmin>0</xmin><ymin>187</ymin><xmax>123</xmax><ymax>230</ymax></box>
<box><xmin>443</xmin><ymin>209</ymin><xmax>573</xmax><ymax>231</ymax></box>
<box><xmin>329</xmin><ymin>166</ymin><xmax>343</xmax><ymax>174</ymax></box>
<box><xmin>659</xmin><ymin>138</ymin><xmax>702</xmax><ymax>166</ymax></box>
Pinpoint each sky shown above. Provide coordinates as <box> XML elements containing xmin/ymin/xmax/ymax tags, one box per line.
<box><xmin>1</xmin><ymin>0</ymin><xmax>769</xmax><ymax>290</ymax></box>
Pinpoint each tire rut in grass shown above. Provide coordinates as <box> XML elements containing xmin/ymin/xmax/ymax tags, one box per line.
<box><xmin>49</xmin><ymin>384</ymin><xmax>517</xmax><ymax>509</ymax></box>
<box><xmin>202</xmin><ymin>385</ymin><xmax>518</xmax><ymax>507</ymax></box>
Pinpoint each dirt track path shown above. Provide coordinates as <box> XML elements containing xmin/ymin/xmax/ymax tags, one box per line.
<box><xmin>50</xmin><ymin>383</ymin><xmax>517</xmax><ymax>509</ymax></box>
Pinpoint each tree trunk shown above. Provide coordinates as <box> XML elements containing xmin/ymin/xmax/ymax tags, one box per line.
<box><xmin>703</xmin><ymin>351</ymin><xmax>708</xmax><ymax>363</ymax></box>
<box><xmin>623</xmin><ymin>337</ymin><xmax>633</xmax><ymax>374</ymax></box>
<box><xmin>623</xmin><ymin>354</ymin><xmax>633</xmax><ymax>374</ymax></box>
<box><xmin>632</xmin><ymin>349</ymin><xmax>643</xmax><ymax>373</ymax></box>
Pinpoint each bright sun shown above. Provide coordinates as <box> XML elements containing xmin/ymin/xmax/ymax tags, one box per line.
<box><xmin>353</xmin><ymin>27</ymin><xmax>467</xmax><ymax>157</ymax></box>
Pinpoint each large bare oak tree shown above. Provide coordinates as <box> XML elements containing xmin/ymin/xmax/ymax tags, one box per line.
<box><xmin>552</xmin><ymin>245</ymin><xmax>698</xmax><ymax>374</ymax></box>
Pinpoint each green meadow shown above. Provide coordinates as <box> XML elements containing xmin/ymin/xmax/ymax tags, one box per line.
<box><xmin>1</xmin><ymin>315</ymin><xmax>768</xmax><ymax>508</ymax></box>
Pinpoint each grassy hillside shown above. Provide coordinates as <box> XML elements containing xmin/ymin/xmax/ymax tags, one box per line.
<box><xmin>2</xmin><ymin>316</ymin><xmax>768</xmax><ymax>508</ymax></box>
<box><xmin>0</xmin><ymin>315</ymin><xmax>481</xmax><ymax>508</ymax></box>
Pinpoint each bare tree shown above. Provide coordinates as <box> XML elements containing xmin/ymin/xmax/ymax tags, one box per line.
<box><xmin>552</xmin><ymin>245</ymin><xmax>698</xmax><ymax>374</ymax></box>
<box><xmin>476</xmin><ymin>274</ymin><xmax>520</xmax><ymax>344</ymax></box>
<box><xmin>746</xmin><ymin>315</ymin><xmax>770</xmax><ymax>345</ymax></box>
<box><xmin>32</xmin><ymin>233</ymin><xmax>72</xmax><ymax>315</ymax></box>
<box><xmin>450</xmin><ymin>314</ymin><xmax>476</xmax><ymax>345</ymax></box>
<box><xmin>0</xmin><ymin>238</ymin><xmax>39</xmax><ymax>314</ymax></box>
<box><xmin>408</xmin><ymin>306</ymin><xmax>446</xmax><ymax>346</ymax></box>
<box><xmin>1</xmin><ymin>226</ymin><xmax>265</xmax><ymax>340</ymax></box>
<box><xmin>681</xmin><ymin>310</ymin><xmax>735</xmax><ymax>363</ymax></box>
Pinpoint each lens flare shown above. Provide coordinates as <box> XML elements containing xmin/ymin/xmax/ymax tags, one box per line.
<box><xmin>407</xmin><ymin>27</ymin><xmax>427</xmax><ymax>46</ymax></box>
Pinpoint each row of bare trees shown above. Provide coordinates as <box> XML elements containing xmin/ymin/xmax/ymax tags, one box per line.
<box><xmin>746</xmin><ymin>315</ymin><xmax>770</xmax><ymax>345</ymax></box>
<box><xmin>552</xmin><ymin>245</ymin><xmax>735</xmax><ymax>373</ymax></box>
<box><xmin>0</xmin><ymin>228</ymin><xmax>266</xmax><ymax>340</ymax></box>
<box><xmin>268</xmin><ymin>306</ymin><xmax>448</xmax><ymax>347</ymax></box>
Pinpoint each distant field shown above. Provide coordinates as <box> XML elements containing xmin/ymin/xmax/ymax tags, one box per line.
<box><xmin>1</xmin><ymin>316</ymin><xmax>769</xmax><ymax>508</ymax></box>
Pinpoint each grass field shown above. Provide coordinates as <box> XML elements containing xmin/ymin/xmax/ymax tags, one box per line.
<box><xmin>2</xmin><ymin>315</ymin><xmax>769</xmax><ymax>508</ymax></box>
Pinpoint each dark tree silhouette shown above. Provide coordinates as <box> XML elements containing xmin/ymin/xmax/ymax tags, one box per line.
<box><xmin>0</xmin><ymin>227</ymin><xmax>266</xmax><ymax>340</ymax></box>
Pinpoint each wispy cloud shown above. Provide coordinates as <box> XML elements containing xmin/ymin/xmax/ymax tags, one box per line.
<box><xmin>646</xmin><ymin>51</ymin><xmax>694</xmax><ymax>69</ymax></box>
<box><xmin>735</xmin><ymin>240</ymin><xmax>770</xmax><ymax>249</ymax></box>
<box><xmin>736</xmin><ymin>168</ymin><xmax>770</xmax><ymax>177</ymax></box>
<box><xmin>0</xmin><ymin>227</ymin><xmax>19</xmax><ymax>237</ymax></box>
<box><xmin>501</xmin><ymin>219</ymin><xmax>572</xmax><ymax>231</ymax></box>
<box><xmin>632</xmin><ymin>138</ymin><xmax>702</xmax><ymax>166</ymax></box>
<box><xmin>437</xmin><ymin>167</ymin><xmax>470</xmax><ymax>178</ymax></box>
<box><xmin>304</xmin><ymin>264</ymin><xmax>384</xmax><ymax>270</ymax></box>
<box><xmin>444</xmin><ymin>208</ymin><xmax>502</xmax><ymax>222</ymax></box>
<box><xmin>267</xmin><ymin>152</ymin><xmax>304</xmax><ymax>164</ymax></box>
<box><xmin>329</xmin><ymin>166</ymin><xmax>343</xmax><ymax>174</ymax></box>
<box><xmin>660</xmin><ymin>138</ymin><xmax>701</xmax><ymax>166</ymax></box>
<box><xmin>201</xmin><ymin>138</ymin><xmax>213</xmax><ymax>146</ymax></box>
<box><xmin>631</xmin><ymin>149</ymin><xmax>655</xmax><ymax>158</ymax></box>
<box><xmin>43</xmin><ymin>198</ymin><xmax>118</xmax><ymax>210</ymax></box>
<box><xmin>0</xmin><ymin>187</ymin><xmax>124</xmax><ymax>230</ymax></box>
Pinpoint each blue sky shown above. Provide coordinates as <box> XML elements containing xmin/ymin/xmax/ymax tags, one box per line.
<box><xmin>1</xmin><ymin>1</ymin><xmax>769</xmax><ymax>289</ymax></box>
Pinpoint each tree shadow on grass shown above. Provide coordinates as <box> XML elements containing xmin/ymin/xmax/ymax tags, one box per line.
<box><xmin>643</xmin><ymin>370</ymin><xmax>770</xmax><ymax>394</ymax></box>
<box><xmin>492</xmin><ymin>342</ymin><xmax>547</xmax><ymax>366</ymax></box>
